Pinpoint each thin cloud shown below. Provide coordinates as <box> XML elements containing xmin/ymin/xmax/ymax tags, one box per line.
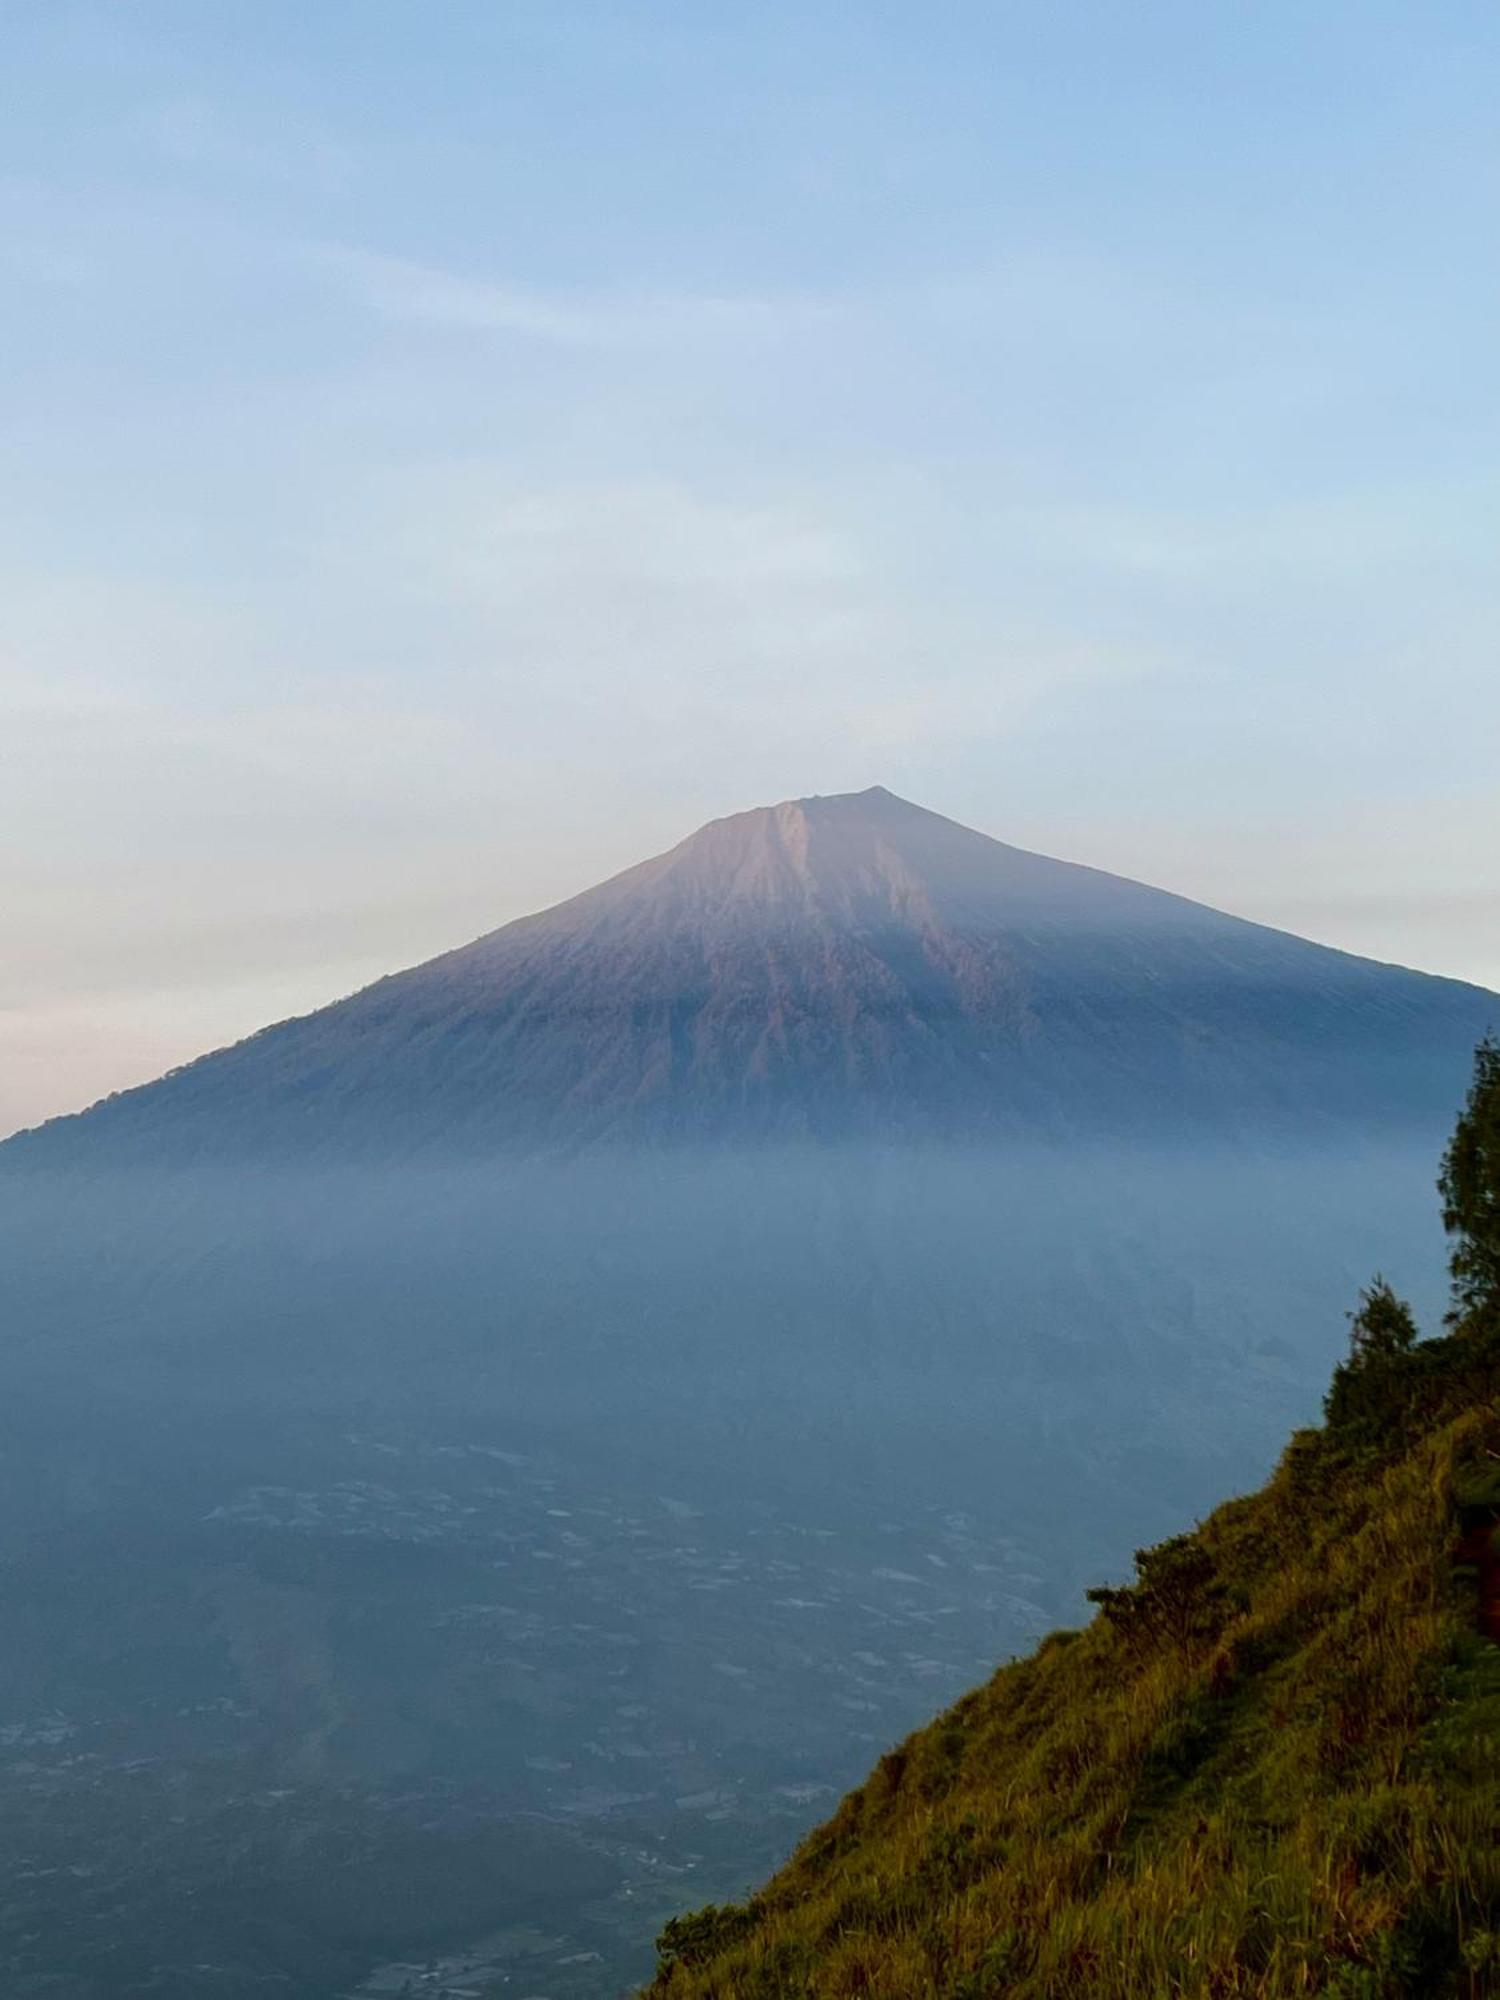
<box><xmin>129</xmin><ymin>95</ymin><xmax>356</xmax><ymax>191</ymax></box>
<box><xmin>308</xmin><ymin>243</ymin><xmax>836</xmax><ymax>348</ymax></box>
<box><xmin>985</xmin><ymin>483</ymin><xmax>1500</xmax><ymax>586</ymax></box>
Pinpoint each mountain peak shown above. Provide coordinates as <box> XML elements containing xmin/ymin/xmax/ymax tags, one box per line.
<box><xmin>630</xmin><ymin>784</ymin><xmax>967</xmax><ymax>920</ymax></box>
<box><xmin>671</xmin><ymin>783</ymin><xmax>936</xmax><ymax>852</ymax></box>
<box><xmin>592</xmin><ymin>784</ymin><xmax>1137</xmax><ymax>939</ymax></box>
<box><xmin>5</xmin><ymin>789</ymin><xmax>1492</xmax><ymax>1163</ymax></box>
<box><xmin>790</xmin><ymin>783</ymin><xmax>905</xmax><ymax>808</ymax></box>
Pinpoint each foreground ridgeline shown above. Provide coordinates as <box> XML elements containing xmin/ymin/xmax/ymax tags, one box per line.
<box><xmin>647</xmin><ymin>1042</ymin><xmax>1500</xmax><ymax>2000</ymax></box>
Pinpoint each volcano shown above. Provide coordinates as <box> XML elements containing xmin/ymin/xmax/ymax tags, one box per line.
<box><xmin>1</xmin><ymin>790</ymin><xmax>1496</xmax><ymax>1998</ymax></box>
<box><xmin>7</xmin><ymin>786</ymin><xmax>1493</xmax><ymax>1164</ymax></box>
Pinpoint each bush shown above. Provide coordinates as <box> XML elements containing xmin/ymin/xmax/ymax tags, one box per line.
<box><xmin>655</xmin><ymin>1899</ymin><xmax>761</xmax><ymax>1972</ymax></box>
<box><xmin>1086</xmin><ymin>1531</ymin><xmax>1222</xmax><ymax>1652</ymax></box>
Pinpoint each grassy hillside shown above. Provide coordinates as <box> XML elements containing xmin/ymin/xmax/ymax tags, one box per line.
<box><xmin>646</xmin><ymin>1302</ymin><xmax>1500</xmax><ymax>1995</ymax></box>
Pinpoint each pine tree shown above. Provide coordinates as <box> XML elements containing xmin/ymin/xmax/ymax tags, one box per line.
<box><xmin>1323</xmin><ymin>1277</ymin><xmax>1419</xmax><ymax>1432</ymax></box>
<box><xmin>1439</xmin><ymin>1035</ymin><xmax>1500</xmax><ymax>1322</ymax></box>
<box><xmin>1347</xmin><ymin>1277</ymin><xmax>1419</xmax><ymax>1363</ymax></box>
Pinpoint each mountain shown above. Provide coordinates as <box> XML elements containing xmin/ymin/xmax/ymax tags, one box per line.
<box><xmin>2</xmin><ymin>790</ymin><xmax>1496</xmax><ymax>1997</ymax></box>
<box><xmin>643</xmin><ymin>1298</ymin><xmax>1500</xmax><ymax>2000</ymax></box>
<box><xmin>6</xmin><ymin>786</ymin><xmax>1494</xmax><ymax>1163</ymax></box>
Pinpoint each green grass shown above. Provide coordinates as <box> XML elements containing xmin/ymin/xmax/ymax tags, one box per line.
<box><xmin>645</xmin><ymin>1318</ymin><xmax>1500</xmax><ymax>1999</ymax></box>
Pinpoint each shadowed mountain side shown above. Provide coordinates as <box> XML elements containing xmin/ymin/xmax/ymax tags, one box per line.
<box><xmin>5</xmin><ymin>789</ymin><xmax>1495</xmax><ymax>1164</ymax></box>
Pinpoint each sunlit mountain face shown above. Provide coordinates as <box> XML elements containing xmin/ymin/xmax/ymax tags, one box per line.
<box><xmin>9</xmin><ymin>786</ymin><xmax>1491</xmax><ymax>1163</ymax></box>
<box><xmin>0</xmin><ymin>792</ymin><xmax>1493</xmax><ymax>1998</ymax></box>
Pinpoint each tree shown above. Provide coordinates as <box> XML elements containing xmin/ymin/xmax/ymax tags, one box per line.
<box><xmin>1439</xmin><ymin>1035</ymin><xmax>1500</xmax><ymax>1323</ymax></box>
<box><xmin>1346</xmin><ymin>1276</ymin><xmax>1419</xmax><ymax>1364</ymax></box>
<box><xmin>1323</xmin><ymin>1278</ymin><xmax>1418</xmax><ymax>1432</ymax></box>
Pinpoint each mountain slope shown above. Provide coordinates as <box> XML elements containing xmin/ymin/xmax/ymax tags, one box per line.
<box><xmin>645</xmin><ymin>1311</ymin><xmax>1500</xmax><ymax>2000</ymax></box>
<box><xmin>6</xmin><ymin>788</ymin><xmax>1494</xmax><ymax>1162</ymax></box>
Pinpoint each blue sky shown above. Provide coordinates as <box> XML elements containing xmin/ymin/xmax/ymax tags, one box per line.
<box><xmin>3</xmin><ymin>2</ymin><xmax>1498</xmax><ymax>1131</ymax></box>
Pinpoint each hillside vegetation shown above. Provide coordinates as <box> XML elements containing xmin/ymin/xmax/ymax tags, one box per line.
<box><xmin>646</xmin><ymin>1041</ymin><xmax>1500</xmax><ymax>1999</ymax></box>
